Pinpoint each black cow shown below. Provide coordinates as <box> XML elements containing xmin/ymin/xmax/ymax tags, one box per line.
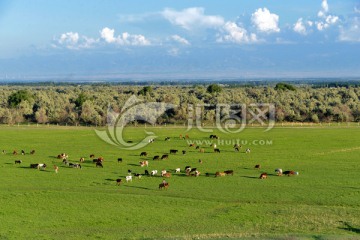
<box><xmin>30</xmin><ymin>150</ymin><xmax>35</xmax><ymax>155</ymax></box>
<box><xmin>144</xmin><ymin>169</ymin><xmax>149</xmax><ymax>175</ymax></box>
<box><xmin>21</xmin><ymin>150</ymin><xmax>25</xmax><ymax>155</ymax></box>
<box><xmin>153</xmin><ymin>155</ymin><xmax>160</xmax><ymax>160</ymax></box>
<box><xmin>214</xmin><ymin>148</ymin><xmax>220</xmax><ymax>153</ymax></box>
<box><xmin>165</xmin><ymin>137</ymin><xmax>170</xmax><ymax>141</ymax></box>
<box><xmin>30</xmin><ymin>163</ymin><xmax>39</xmax><ymax>168</ymax></box>
<box><xmin>117</xmin><ymin>158</ymin><xmax>123</xmax><ymax>163</ymax></box>
<box><xmin>170</xmin><ymin>149</ymin><xmax>178</xmax><ymax>154</ymax></box>
<box><xmin>116</xmin><ymin>179</ymin><xmax>122</xmax><ymax>186</ymax></box>
<box><xmin>15</xmin><ymin>160</ymin><xmax>22</xmax><ymax>164</ymax></box>
<box><xmin>161</xmin><ymin>154</ymin><xmax>169</xmax><ymax>160</ymax></box>
<box><xmin>182</xmin><ymin>150</ymin><xmax>186</xmax><ymax>155</ymax></box>
<box><xmin>140</xmin><ymin>152</ymin><xmax>148</xmax><ymax>157</ymax></box>
<box><xmin>96</xmin><ymin>162</ymin><xmax>103</xmax><ymax>168</ymax></box>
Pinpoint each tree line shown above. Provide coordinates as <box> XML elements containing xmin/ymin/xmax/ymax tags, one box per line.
<box><xmin>0</xmin><ymin>83</ymin><xmax>359</xmax><ymax>125</ymax></box>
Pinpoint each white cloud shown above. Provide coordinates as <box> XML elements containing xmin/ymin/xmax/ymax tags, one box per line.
<box><xmin>99</xmin><ymin>27</ymin><xmax>150</xmax><ymax>46</ymax></box>
<box><xmin>171</xmin><ymin>35</ymin><xmax>190</xmax><ymax>45</ymax></box>
<box><xmin>339</xmin><ymin>17</ymin><xmax>360</xmax><ymax>42</ymax></box>
<box><xmin>162</xmin><ymin>7</ymin><xmax>224</xmax><ymax>30</ymax></box>
<box><xmin>100</xmin><ymin>27</ymin><xmax>116</xmax><ymax>43</ymax></box>
<box><xmin>217</xmin><ymin>21</ymin><xmax>257</xmax><ymax>44</ymax></box>
<box><xmin>355</xmin><ymin>6</ymin><xmax>360</xmax><ymax>14</ymax></box>
<box><xmin>293</xmin><ymin>18</ymin><xmax>307</xmax><ymax>35</ymax></box>
<box><xmin>55</xmin><ymin>32</ymin><xmax>98</xmax><ymax>49</ymax></box>
<box><xmin>58</xmin><ymin>32</ymin><xmax>79</xmax><ymax>45</ymax></box>
<box><xmin>251</xmin><ymin>8</ymin><xmax>280</xmax><ymax>33</ymax></box>
<box><xmin>316</xmin><ymin>0</ymin><xmax>339</xmax><ymax>31</ymax></box>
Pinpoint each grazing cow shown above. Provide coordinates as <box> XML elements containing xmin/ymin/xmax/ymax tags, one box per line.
<box><xmin>54</xmin><ymin>165</ymin><xmax>59</xmax><ymax>173</ymax></box>
<box><xmin>255</xmin><ymin>164</ymin><xmax>261</xmax><ymax>169</ymax></box>
<box><xmin>161</xmin><ymin>169</ymin><xmax>167</xmax><ymax>176</ymax></box>
<box><xmin>275</xmin><ymin>168</ymin><xmax>283</xmax><ymax>176</ymax></box>
<box><xmin>79</xmin><ymin>157</ymin><xmax>85</xmax><ymax>163</ymax></box>
<box><xmin>144</xmin><ymin>170</ymin><xmax>149</xmax><ymax>175</ymax></box>
<box><xmin>161</xmin><ymin>154</ymin><xmax>169</xmax><ymax>160</ymax></box>
<box><xmin>93</xmin><ymin>159</ymin><xmax>99</xmax><ymax>163</ymax></box>
<box><xmin>182</xmin><ymin>150</ymin><xmax>186</xmax><ymax>155</ymax></box>
<box><xmin>97</xmin><ymin>157</ymin><xmax>104</xmax><ymax>162</ymax></box>
<box><xmin>210</xmin><ymin>135</ymin><xmax>218</xmax><ymax>139</ymax></box>
<box><xmin>175</xmin><ymin>168</ymin><xmax>181</xmax><ymax>173</ymax></box>
<box><xmin>37</xmin><ymin>163</ymin><xmax>46</xmax><ymax>170</ymax></box>
<box><xmin>184</xmin><ymin>166</ymin><xmax>191</xmax><ymax>171</ymax></box>
<box><xmin>259</xmin><ymin>173</ymin><xmax>267</xmax><ymax>179</ymax></box>
<box><xmin>21</xmin><ymin>150</ymin><xmax>25</xmax><ymax>155</ymax></box>
<box><xmin>170</xmin><ymin>149</ymin><xmax>178</xmax><ymax>154</ymax></box>
<box><xmin>224</xmin><ymin>170</ymin><xmax>234</xmax><ymax>175</ymax></box>
<box><xmin>128</xmin><ymin>169</ymin><xmax>132</xmax><ymax>174</ymax></box>
<box><xmin>140</xmin><ymin>152</ymin><xmax>148</xmax><ymax>157</ymax></box>
<box><xmin>148</xmin><ymin>139</ymin><xmax>154</xmax><ymax>143</ymax></box>
<box><xmin>234</xmin><ymin>144</ymin><xmax>240</xmax><ymax>148</ymax></box>
<box><xmin>63</xmin><ymin>159</ymin><xmax>69</xmax><ymax>166</ymax></box>
<box><xmin>215</xmin><ymin>172</ymin><xmax>226</xmax><ymax>177</ymax></box>
<box><xmin>116</xmin><ymin>179</ymin><xmax>122</xmax><ymax>186</ymax></box>
<box><xmin>30</xmin><ymin>150</ymin><xmax>35</xmax><ymax>155</ymax></box>
<box><xmin>163</xmin><ymin>172</ymin><xmax>171</xmax><ymax>178</ymax></box>
<box><xmin>151</xmin><ymin>170</ymin><xmax>158</xmax><ymax>176</ymax></box>
<box><xmin>199</xmin><ymin>148</ymin><xmax>205</xmax><ymax>153</ymax></box>
<box><xmin>30</xmin><ymin>163</ymin><xmax>39</xmax><ymax>169</ymax></box>
<box><xmin>90</xmin><ymin>154</ymin><xmax>95</xmax><ymax>158</ymax></box>
<box><xmin>234</xmin><ymin>147</ymin><xmax>240</xmax><ymax>152</ymax></box>
<box><xmin>189</xmin><ymin>143</ymin><xmax>196</xmax><ymax>147</ymax></box>
<box><xmin>185</xmin><ymin>134</ymin><xmax>189</xmax><ymax>139</ymax></box>
<box><xmin>283</xmin><ymin>170</ymin><xmax>298</xmax><ymax>176</ymax></box>
<box><xmin>96</xmin><ymin>162</ymin><xmax>103</xmax><ymax>168</ymax></box>
<box><xmin>134</xmin><ymin>173</ymin><xmax>142</xmax><ymax>179</ymax></box>
<box><xmin>15</xmin><ymin>160</ymin><xmax>22</xmax><ymax>164</ymax></box>
<box><xmin>117</xmin><ymin>158</ymin><xmax>123</xmax><ymax>163</ymax></box>
<box><xmin>140</xmin><ymin>161</ymin><xmax>149</xmax><ymax>167</ymax></box>
<box><xmin>214</xmin><ymin>148</ymin><xmax>220</xmax><ymax>153</ymax></box>
<box><xmin>165</xmin><ymin>137</ymin><xmax>170</xmax><ymax>141</ymax></box>
<box><xmin>246</xmin><ymin>148</ymin><xmax>251</xmax><ymax>153</ymax></box>
<box><xmin>13</xmin><ymin>150</ymin><xmax>18</xmax><ymax>155</ymax></box>
<box><xmin>190</xmin><ymin>168</ymin><xmax>197</xmax><ymax>173</ymax></box>
<box><xmin>159</xmin><ymin>182</ymin><xmax>169</xmax><ymax>190</ymax></box>
<box><xmin>191</xmin><ymin>170</ymin><xmax>200</xmax><ymax>177</ymax></box>
<box><xmin>72</xmin><ymin>163</ymin><xmax>82</xmax><ymax>169</ymax></box>
<box><xmin>153</xmin><ymin>155</ymin><xmax>160</xmax><ymax>160</ymax></box>
<box><xmin>195</xmin><ymin>146</ymin><xmax>200</xmax><ymax>150</ymax></box>
<box><xmin>126</xmin><ymin>175</ymin><xmax>132</xmax><ymax>182</ymax></box>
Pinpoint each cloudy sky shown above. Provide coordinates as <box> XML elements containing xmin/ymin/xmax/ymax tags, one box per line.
<box><xmin>1</xmin><ymin>0</ymin><xmax>360</xmax><ymax>80</ymax></box>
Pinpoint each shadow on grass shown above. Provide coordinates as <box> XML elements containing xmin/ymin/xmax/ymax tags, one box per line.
<box><xmin>122</xmin><ymin>185</ymin><xmax>151</xmax><ymax>190</ymax></box>
<box><xmin>339</xmin><ymin>221</ymin><xmax>360</xmax><ymax>234</ymax></box>
<box><xmin>240</xmin><ymin>176</ymin><xmax>259</xmax><ymax>179</ymax></box>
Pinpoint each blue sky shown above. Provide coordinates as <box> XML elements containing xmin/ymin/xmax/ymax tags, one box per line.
<box><xmin>1</xmin><ymin>0</ymin><xmax>360</xmax><ymax>80</ymax></box>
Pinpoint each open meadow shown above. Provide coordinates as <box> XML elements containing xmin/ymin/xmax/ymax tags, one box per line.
<box><xmin>0</xmin><ymin>125</ymin><xmax>360</xmax><ymax>239</ymax></box>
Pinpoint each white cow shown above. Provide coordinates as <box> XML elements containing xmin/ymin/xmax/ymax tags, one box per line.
<box><xmin>275</xmin><ymin>168</ymin><xmax>283</xmax><ymax>176</ymax></box>
<box><xmin>151</xmin><ymin>170</ymin><xmax>158</xmax><ymax>176</ymax></box>
<box><xmin>161</xmin><ymin>170</ymin><xmax>167</xmax><ymax>176</ymax></box>
<box><xmin>175</xmin><ymin>168</ymin><xmax>181</xmax><ymax>173</ymax></box>
<box><xmin>126</xmin><ymin>175</ymin><xmax>132</xmax><ymax>182</ymax></box>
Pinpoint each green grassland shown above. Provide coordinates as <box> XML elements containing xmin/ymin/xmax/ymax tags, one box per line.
<box><xmin>0</xmin><ymin>126</ymin><xmax>360</xmax><ymax>239</ymax></box>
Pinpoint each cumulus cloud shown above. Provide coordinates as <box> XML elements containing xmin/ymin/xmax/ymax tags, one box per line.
<box><xmin>99</xmin><ymin>27</ymin><xmax>150</xmax><ymax>46</ymax></box>
<box><xmin>171</xmin><ymin>35</ymin><xmax>190</xmax><ymax>45</ymax></box>
<box><xmin>251</xmin><ymin>8</ymin><xmax>280</xmax><ymax>33</ymax></box>
<box><xmin>55</xmin><ymin>32</ymin><xmax>98</xmax><ymax>49</ymax></box>
<box><xmin>316</xmin><ymin>0</ymin><xmax>339</xmax><ymax>31</ymax></box>
<box><xmin>293</xmin><ymin>18</ymin><xmax>313</xmax><ymax>35</ymax></box>
<box><xmin>162</xmin><ymin>7</ymin><xmax>224</xmax><ymax>30</ymax></box>
<box><xmin>217</xmin><ymin>21</ymin><xmax>257</xmax><ymax>44</ymax></box>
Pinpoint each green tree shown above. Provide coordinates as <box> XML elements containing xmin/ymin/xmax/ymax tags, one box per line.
<box><xmin>138</xmin><ymin>86</ymin><xmax>153</xmax><ymax>96</ymax></box>
<box><xmin>206</xmin><ymin>84</ymin><xmax>222</xmax><ymax>94</ymax></box>
<box><xmin>8</xmin><ymin>90</ymin><xmax>33</xmax><ymax>108</ymax></box>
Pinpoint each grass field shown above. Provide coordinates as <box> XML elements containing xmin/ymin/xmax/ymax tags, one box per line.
<box><xmin>0</xmin><ymin>125</ymin><xmax>360</xmax><ymax>239</ymax></box>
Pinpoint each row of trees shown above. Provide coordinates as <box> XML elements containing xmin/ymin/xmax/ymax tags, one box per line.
<box><xmin>0</xmin><ymin>83</ymin><xmax>359</xmax><ymax>125</ymax></box>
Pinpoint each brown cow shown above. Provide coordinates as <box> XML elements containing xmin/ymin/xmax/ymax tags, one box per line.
<box><xmin>159</xmin><ymin>182</ymin><xmax>169</xmax><ymax>190</ymax></box>
<box><xmin>140</xmin><ymin>161</ymin><xmax>148</xmax><ymax>167</ymax></box>
<box><xmin>163</xmin><ymin>172</ymin><xmax>171</xmax><ymax>178</ymax></box>
<box><xmin>259</xmin><ymin>173</ymin><xmax>267</xmax><ymax>179</ymax></box>
<box><xmin>224</xmin><ymin>170</ymin><xmax>234</xmax><ymax>175</ymax></box>
<box><xmin>215</xmin><ymin>172</ymin><xmax>226</xmax><ymax>177</ymax></box>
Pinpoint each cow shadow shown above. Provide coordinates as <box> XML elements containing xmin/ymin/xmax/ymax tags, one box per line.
<box><xmin>123</xmin><ymin>185</ymin><xmax>151</xmax><ymax>190</ymax></box>
<box><xmin>127</xmin><ymin>163</ymin><xmax>139</xmax><ymax>167</ymax></box>
<box><xmin>339</xmin><ymin>221</ymin><xmax>360</xmax><ymax>234</ymax></box>
<box><xmin>241</xmin><ymin>176</ymin><xmax>259</xmax><ymax>179</ymax></box>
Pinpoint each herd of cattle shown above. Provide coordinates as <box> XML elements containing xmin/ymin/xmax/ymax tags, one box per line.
<box><xmin>6</xmin><ymin>134</ymin><xmax>299</xmax><ymax>189</ymax></box>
